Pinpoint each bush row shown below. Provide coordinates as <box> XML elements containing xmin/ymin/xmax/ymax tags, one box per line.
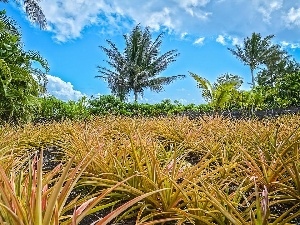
<box><xmin>33</xmin><ymin>95</ymin><xmax>300</xmax><ymax>123</ymax></box>
<box><xmin>34</xmin><ymin>95</ymin><xmax>212</xmax><ymax>122</ymax></box>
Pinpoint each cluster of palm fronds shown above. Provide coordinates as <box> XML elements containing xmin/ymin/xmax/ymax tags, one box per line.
<box><xmin>0</xmin><ymin>115</ymin><xmax>300</xmax><ymax>224</ymax></box>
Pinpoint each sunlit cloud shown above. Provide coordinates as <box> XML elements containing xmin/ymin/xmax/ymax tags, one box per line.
<box><xmin>46</xmin><ymin>75</ymin><xmax>85</xmax><ymax>101</ymax></box>
<box><xmin>280</xmin><ymin>40</ymin><xmax>300</xmax><ymax>49</ymax></box>
<box><xmin>285</xmin><ymin>7</ymin><xmax>300</xmax><ymax>27</ymax></box>
<box><xmin>29</xmin><ymin>0</ymin><xmax>299</xmax><ymax>43</ymax></box>
<box><xmin>194</xmin><ymin>37</ymin><xmax>205</xmax><ymax>45</ymax></box>
<box><xmin>216</xmin><ymin>35</ymin><xmax>226</xmax><ymax>45</ymax></box>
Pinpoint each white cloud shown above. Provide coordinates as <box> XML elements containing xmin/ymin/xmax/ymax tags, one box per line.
<box><xmin>33</xmin><ymin>0</ymin><xmax>300</xmax><ymax>43</ymax></box>
<box><xmin>290</xmin><ymin>43</ymin><xmax>300</xmax><ymax>49</ymax></box>
<box><xmin>257</xmin><ymin>0</ymin><xmax>283</xmax><ymax>22</ymax></box>
<box><xmin>180</xmin><ymin>32</ymin><xmax>188</xmax><ymax>39</ymax></box>
<box><xmin>285</xmin><ymin>7</ymin><xmax>300</xmax><ymax>27</ymax></box>
<box><xmin>231</xmin><ymin>37</ymin><xmax>242</xmax><ymax>46</ymax></box>
<box><xmin>216</xmin><ymin>35</ymin><xmax>226</xmax><ymax>45</ymax></box>
<box><xmin>179</xmin><ymin>0</ymin><xmax>210</xmax><ymax>8</ymax></box>
<box><xmin>139</xmin><ymin>96</ymin><xmax>149</xmax><ymax>102</ymax></box>
<box><xmin>46</xmin><ymin>75</ymin><xmax>85</xmax><ymax>101</ymax></box>
<box><xmin>179</xmin><ymin>0</ymin><xmax>211</xmax><ymax>19</ymax></box>
<box><xmin>280</xmin><ymin>41</ymin><xmax>300</xmax><ymax>49</ymax></box>
<box><xmin>145</xmin><ymin>7</ymin><xmax>175</xmax><ymax>31</ymax></box>
<box><xmin>40</xmin><ymin>0</ymin><xmax>114</xmax><ymax>41</ymax></box>
<box><xmin>281</xmin><ymin>41</ymin><xmax>289</xmax><ymax>47</ymax></box>
<box><xmin>194</xmin><ymin>37</ymin><xmax>205</xmax><ymax>45</ymax></box>
<box><xmin>215</xmin><ymin>35</ymin><xmax>242</xmax><ymax>46</ymax></box>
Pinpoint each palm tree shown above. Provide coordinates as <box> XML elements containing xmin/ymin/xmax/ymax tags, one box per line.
<box><xmin>189</xmin><ymin>72</ymin><xmax>241</xmax><ymax>111</ymax></box>
<box><xmin>0</xmin><ymin>0</ymin><xmax>46</xmax><ymax>28</ymax></box>
<box><xmin>97</xmin><ymin>24</ymin><xmax>185</xmax><ymax>102</ymax></box>
<box><xmin>228</xmin><ymin>33</ymin><xmax>274</xmax><ymax>88</ymax></box>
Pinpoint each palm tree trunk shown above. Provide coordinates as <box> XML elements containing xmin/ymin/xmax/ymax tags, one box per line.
<box><xmin>134</xmin><ymin>91</ymin><xmax>138</xmax><ymax>102</ymax></box>
<box><xmin>251</xmin><ymin>69</ymin><xmax>255</xmax><ymax>88</ymax></box>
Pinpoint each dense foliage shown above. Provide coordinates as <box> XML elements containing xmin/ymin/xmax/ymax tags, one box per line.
<box><xmin>33</xmin><ymin>95</ymin><xmax>212</xmax><ymax>122</ymax></box>
<box><xmin>227</xmin><ymin>32</ymin><xmax>300</xmax><ymax>110</ymax></box>
<box><xmin>0</xmin><ymin>10</ymin><xmax>49</xmax><ymax>124</ymax></box>
<box><xmin>36</xmin><ymin>96</ymin><xmax>90</xmax><ymax>121</ymax></box>
<box><xmin>189</xmin><ymin>72</ymin><xmax>244</xmax><ymax>111</ymax></box>
<box><xmin>30</xmin><ymin>93</ymin><xmax>300</xmax><ymax>123</ymax></box>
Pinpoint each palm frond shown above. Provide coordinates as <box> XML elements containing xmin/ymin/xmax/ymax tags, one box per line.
<box><xmin>22</xmin><ymin>0</ymin><xmax>46</xmax><ymax>29</ymax></box>
<box><xmin>147</xmin><ymin>75</ymin><xmax>185</xmax><ymax>92</ymax></box>
<box><xmin>189</xmin><ymin>72</ymin><xmax>213</xmax><ymax>100</ymax></box>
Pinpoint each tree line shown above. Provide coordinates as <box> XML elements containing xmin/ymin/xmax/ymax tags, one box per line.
<box><xmin>0</xmin><ymin>2</ymin><xmax>300</xmax><ymax>123</ymax></box>
<box><xmin>99</xmin><ymin>26</ymin><xmax>300</xmax><ymax>111</ymax></box>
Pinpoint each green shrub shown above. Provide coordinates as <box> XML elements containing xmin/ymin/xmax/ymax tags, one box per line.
<box><xmin>0</xmin><ymin>10</ymin><xmax>49</xmax><ymax>124</ymax></box>
<box><xmin>36</xmin><ymin>96</ymin><xmax>90</xmax><ymax>121</ymax></box>
<box><xmin>88</xmin><ymin>95</ymin><xmax>128</xmax><ymax>116</ymax></box>
<box><xmin>88</xmin><ymin>95</ymin><xmax>212</xmax><ymax>117</ymax></box>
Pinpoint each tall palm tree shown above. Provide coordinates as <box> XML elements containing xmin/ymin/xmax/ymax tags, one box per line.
<box><xmin>228</xmin><ymin>33</ymin><xmax>274</xmax><ymax>88</ymax></box>
<box><xmin>97</xmin><ymin>24</ymin><xmax>185</xmax><ymax>102</ymax></box>
<box><xmin>0</xmin><ymin>0</ymin><xmax>46</xmax><ymax>28</ymax></box>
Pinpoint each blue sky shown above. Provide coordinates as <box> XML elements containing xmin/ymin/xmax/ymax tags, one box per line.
<box><xmin>2</xmin><ymin>0</ymin><xmax>300</xmax><ymax>104</ymax></box>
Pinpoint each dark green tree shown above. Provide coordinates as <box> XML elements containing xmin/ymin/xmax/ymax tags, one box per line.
<box><xmin>228</xmin><ymin>33</ymin><xmax>275</xmax><ymax>88</ymax></box>
<box><xmin>257</xmin><ymin>48</ymin><xmax>300</xmax><ymax>87</ymax></box>
<box><xmin>0</xmin><ymin>0</ymin><xmax>46</xmax><ymax>28</ymax></box>
<box><xmin>275</xmin><ymin>72</ymin><xmax>300</xmax><ymax>106</ymax></box>
<box><xmin>0</xmin><ymin>10</ymin><xmax>49</xmax><ymax>123</ymax></box>
<box><xmin>97</xmin><ymin>24</ymin><xmax>185</xmax><ymax>102</ymax></box>
<box><xmin>257</xmin><ymin>71</ymin><xmax>300</xmax><ymax>108</ymax></box>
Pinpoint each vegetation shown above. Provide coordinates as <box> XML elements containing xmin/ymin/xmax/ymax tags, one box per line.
<box><xmin>1</xmin><ymin>7</ymin><xmax>300</xmax><ymax>225</ymax></box>
<box><xmin>257</xmin><ymin>45</ymin><xmax>300</xmax><ymax>89</ymax></box>
<box><xmin>0</xmin><ymin>9</ymin><xmax>299</xmax><ymax>123</ymax></box>
<box><xmin>228</xmin><ymin>32</ymin><xmax>300</xmax><ymax>109</ymax></box>
<box><xmin>228</xmin><ymin>33</ymin><xmax>275</xmax><ymax>88</ymax></box>
<box><xmin>1</xmin><ymin>115</ymin><xmax>300</xmax><ymax>224</ymax></box>
<box><xmin>0</xmin><ymin>147</ymin><xmax>164</xmax><ymax>225</ymax></box>
<box><xmin>97</xmin><ymin>24</ymin><xmax>185</xmax><ymax>102</ymax></box>
<box><xmin>36</xmin><ymin>96</ymin><xmax>90</xmax><ymax>121</ymax></box>
<box><xmin>189</xmin><ymin>72</ymin><xmax>243</xmax><ymax>111</ymax></box>
<box><xmin>32</xmin><ymin>95</ymin><xmax>211</xmax><ymax>122</ymax></box>
<box><xmin>0</xmin><ymin>10</ymin><xmax>49</xmax><ymax>124</ymax></box>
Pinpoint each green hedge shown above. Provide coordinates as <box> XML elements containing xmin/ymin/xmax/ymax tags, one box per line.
<box><xmin>26</xmin><ymin>94</ymin><xmax>300</xmax><ymax>123</ymax></box>
<box><xmin>33</xmin><ymin>95</ymin><xmax>211</xmax><ymax>122</ymax></box>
